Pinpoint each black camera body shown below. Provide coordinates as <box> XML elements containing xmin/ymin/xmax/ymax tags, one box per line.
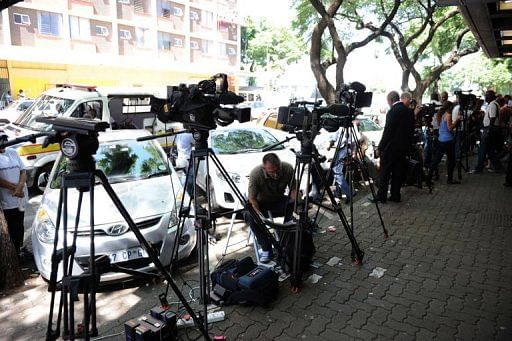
<box><xmin>151</xmin><ymin>73</ymin><xmax>250</xmax><ymax>131</ymax></box>
<box><xmin>455</xmin><ymin>90</ymin><xmax>477</xmax><ymax>110</ymax></box>
<box><xmin>418</xmin><ymin>103</ymin><xmax>440</xmax><ymax>127</ymax></box>
<box><xmin>277</xmin><ymin>82</ymin><xmax>372</xmax><ymax>133</ymax></box>
<box><xmin>36</xmin><ymin>117</ymin><xmax>109</xmax><ymax>172</ymax></box>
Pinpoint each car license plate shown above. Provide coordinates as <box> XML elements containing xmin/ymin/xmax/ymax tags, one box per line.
<box><xmin>109</xmin><ymin>247</ymin><xmax>148</xmax><ymax>264</ymax></box>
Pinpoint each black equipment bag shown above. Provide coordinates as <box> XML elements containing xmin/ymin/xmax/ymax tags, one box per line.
<box><xmin>278</xmin><ymin>219</ymin><xmax>316</xmax><ymax>272</ymax></box>
<box><xmin>210</xmin><ymin>256</ymin><xmax>278</xmax><ymax>307</ymax></box>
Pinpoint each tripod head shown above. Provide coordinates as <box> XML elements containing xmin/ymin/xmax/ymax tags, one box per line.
<box><xmin>36</xmin><ymin>117</ymin><xmax>109</xmax><ymax>173</ymax></box>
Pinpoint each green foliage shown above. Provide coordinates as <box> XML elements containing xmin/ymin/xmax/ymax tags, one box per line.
<box><xmin>241</xmin><ymin>18</ymin><xmax>306</xmax><ymax>72</ymax></box>
<box><xmin>439</xmin><ymin>52</ymin><xmax>512</xmax><ymax>94</ymax></box>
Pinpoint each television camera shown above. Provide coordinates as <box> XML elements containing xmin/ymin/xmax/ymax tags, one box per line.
<box><xmin>277</xmin><ymin>82</ymin><xmax>373</xmax><ymax>133</ymax></box>
<box><xmin>455</xmin><ymin>90</ymin><xmax>477</xmax><ymax>110</ymax></box>
<box><xmin>150</xmin><ymin>73</ymin><xmax>250</xmax><ymax>131</ymax></box>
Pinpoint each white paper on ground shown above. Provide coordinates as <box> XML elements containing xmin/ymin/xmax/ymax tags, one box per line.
<box><xmin>307</xmin><ymin>274</ymin><xmax>323</xmax><ymax>284</ymax></box>
<box><xmin>369</xmin><ymin>267</ymin><xmax>387</xmax><ymax>278</ymax></box>
<box><xmin>326</xmin><ymin>256</ymin><xmax>342</xmax><ymax>266</ymax></box>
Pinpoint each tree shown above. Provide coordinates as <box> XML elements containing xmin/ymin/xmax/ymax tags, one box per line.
<box><xmin>366</xmin><ymin>0</ymin><xmax>480</xmax><ymax>102</ymax></box>
<box><xmin>293</xmin><ymin>0</ymin><xmax>400</xmax><ymax>104</ymax></box>
<box><xmin>0</xmin><ymin>211</ymin><xmax>23</xmax><ymax>290</ymax></box>
<box><xmin>241</xmin><ymin>18</ymin><xmax>306</xmax><ymax>73</ymax></box>
<box><xmin>438</xmin><ymin>52</ymin><xmax>512</xmax><ymax>95</ymax></box>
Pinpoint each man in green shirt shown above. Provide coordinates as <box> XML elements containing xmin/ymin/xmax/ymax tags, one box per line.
<box><xmin>246</xmin><ymin>153</ymin><xmax>296</xmax><ymax>263</ymax></box>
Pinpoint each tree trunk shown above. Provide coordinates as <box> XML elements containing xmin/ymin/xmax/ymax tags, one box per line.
<box><xmin>0</xmin><ymin>210</ymin><xmax>23</xmax><ymax>290</ymax></box>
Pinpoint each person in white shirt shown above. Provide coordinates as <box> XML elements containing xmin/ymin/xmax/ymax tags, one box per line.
<box><xmin>471</xmin><ymin>90</ymin><xmax>502</xmax><ymax>172</ymax></box>
<box><xmin>174</xmin><ymin>131</ymin><xmax>195</xmax><ymax>197</ymax></box>
<box><xmin>0</xmin><ymin>137</ymin><xmax>28</xmax><ymax>256</ymax></box>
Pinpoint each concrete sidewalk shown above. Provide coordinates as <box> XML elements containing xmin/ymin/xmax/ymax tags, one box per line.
<box><xmin>1</xmin><ymin>169</ymin><xmax>511</xmax><ymax>340</ymax></box>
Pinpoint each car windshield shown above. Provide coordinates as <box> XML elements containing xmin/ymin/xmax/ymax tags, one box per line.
<box><xmin>50</xmin><ymin>139</ymin><xmax>170</xmax><ymax>188</ymax></box>
<box><xmin>357</xmin><ymin>119</ymin><xmax>382</xmax><ymax>132</ymax></box>
<box><xmin>211</xmin><ymin>128</ymin><xmax>284</xmax><ymax>154</ymax></box>
<box><xmin>15</xmin><ymin>95</ymin><xmax>75</xmax><ymax>131</ymax></box>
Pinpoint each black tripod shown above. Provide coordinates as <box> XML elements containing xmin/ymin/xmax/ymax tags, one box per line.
<box><xmin>322</xmin><ymin>119</ymin><xmax>387</xmax><ymax>239</ymax></box>
<box><xmin>42</xmin><ymin>118</ymin><xmax>209</xmax><ymax>340</ymax></box>
<box><xmin>456</xmin><ymin>106</ymin><xmax>470</xmax><ymax>180</ymax></box>
<box><xmin>264</xmin><ymin>113</ymin><xmax>366</xmax><ymax>290</ymax></box>
<box><xmin>167</xmin><ymin>129</ymin><xmax>288</xmax><ymax>332</ymax></box>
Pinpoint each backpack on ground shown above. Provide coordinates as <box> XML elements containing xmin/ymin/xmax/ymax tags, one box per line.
<box><xmin>210</xmin><ymin>256</ymin><xmax>278</xmax><ymax>307</ymax></box>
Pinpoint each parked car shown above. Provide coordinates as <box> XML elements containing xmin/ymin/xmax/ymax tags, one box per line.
<box><xmin>3</xmin><ymin>84</ymin><xmax>177</xmax><ymax>190</ymax></box>
<box><xmin>258</xmin><ymin>111</ymin><xmax>383</xmax><ymax>161</ymax></box>
<box><xmin>194</xmin><ymin>124</ymin><xmax>297</xmax><ymax>210</ymax></box>
<box><xmin>0</xmin><ymin>99</ymin><xmax>34</xmax><ymax>125</ymax></box>
<box><xmin>32</xmin><ymin>130</ymin><xmax>196</xmax><ymax>282</ymax></box>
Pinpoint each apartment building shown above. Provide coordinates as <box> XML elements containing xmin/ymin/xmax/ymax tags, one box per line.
<box><xmin>0</xmin><ymin>0</ymin><xmax>241</xmax><ymax>98</ymax></box>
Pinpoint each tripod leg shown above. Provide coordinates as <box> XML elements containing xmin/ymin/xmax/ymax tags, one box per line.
<box><xmin>88</xmin><ymin>174</ymin><xmax>98</xmax><ymax>337</ymax></box>
<box><xmin>311</xmin><ymin>156</ymin><xmax>364</xmax><ymax>263</ymax></box>
<box><xmin>350</xmin><ymin>127</ymin><xmax>388</xmax><ymax>238</ymax></box>
<box><xmin>46</xmin><ymin>189</ymin><xmax>64</xmax><ymax>341</ymax></box>
<box><xmin>95</xmin><ymin>170</ymin><xmax>211</xmax><ymax>340</ymax></box>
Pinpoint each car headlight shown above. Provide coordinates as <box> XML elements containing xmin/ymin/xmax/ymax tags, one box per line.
<box><xmin>215</xmin><ymin>169</ymin><xmax>241</xmax><ymax>183</ymax></box>
<box><xmin>35</xmin><ymin>208</ymin><xmax>56</xmax><ymax>244</ymax></box>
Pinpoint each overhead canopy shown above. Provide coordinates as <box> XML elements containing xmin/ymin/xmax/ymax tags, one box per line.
<box><xmin>0</xmin><ymin>0</ymin><xmax>23</xmax><ymax>12</ymax></box>
<box><xmin>439</xmin><ymin>0</ymin><xmax>512</xmax><ymax>58</ymax></box>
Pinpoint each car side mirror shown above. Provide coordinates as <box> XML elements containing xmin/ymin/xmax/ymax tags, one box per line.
<box><xmin>38</xmin><ymin>172</ymin><xmax>49</xmax><ymax>192</ymax></box>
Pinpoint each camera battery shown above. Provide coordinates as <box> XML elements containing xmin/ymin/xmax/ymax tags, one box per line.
<box><xmin>124</xmin><ymin>318</ymin><xmax>140</xmax><ymax>341</ymax></box>
<box><xmin>150</xmin><ymin>305</ymin><xmax>167</xmax><ymax>321</ymax></box>
<box><xmin>135</xmin><ymin>314</ymin><xmax>171</xmax><ymax>341</ymax></box>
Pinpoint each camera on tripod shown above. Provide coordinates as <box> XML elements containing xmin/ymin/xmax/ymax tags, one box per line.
<box><xmin>277</xmin><ymin>82</ymin><xmax>373</xmax><ymax>133</ymax></box>
<box><xmin>36</xmin><ymin>117</ymin><xmax>110</xmax><ymax>173</ymax></box>
<box><xmin>417</xmin><ymin>103</ymin><xmax>440</xmax><ymax>127</ymax></box>
<box><xmin>455</xmin><ymin>90</ymin><xmax>477</xmax><ymax>110</ymax></box>
<box><xmin>150</xmin><ymin>73</ymin><xmax>250</xmax><ymax>131</ymax></box>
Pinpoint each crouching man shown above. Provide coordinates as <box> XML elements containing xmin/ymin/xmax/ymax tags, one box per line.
<box><xmin>245</xmin><ymin>153</ymin><xmax>296</xmax><ymax>263</ymax></box>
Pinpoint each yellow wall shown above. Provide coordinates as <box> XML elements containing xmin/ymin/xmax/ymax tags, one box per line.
<box><xmin>7</xmin><ymin>61</ymin><xmax>212</xmax><ymax>99</ymax></box>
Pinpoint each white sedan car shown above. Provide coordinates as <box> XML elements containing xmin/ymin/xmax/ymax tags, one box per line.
<box><xmin>195</xmin><ymin>124</ymin><xmax>297</xmax><ymax>210</ymax></box>
<box><xmin>0</xmin><ymin>99</ymin><xmax>34</xmax><ymax>125</ymax></box>
<box><xmin>32</xmin><ymin>130</ymin><xmax>196</xmax><ymax>282</ymax></box>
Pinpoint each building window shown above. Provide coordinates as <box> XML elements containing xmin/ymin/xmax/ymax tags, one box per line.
<box><xmin>173</xmin><ymin>37</ymin><xmax>182</xmax><ymax>47</ymax></box>
<box><xmin>13</xmin><ymin>13</ymin><xmax>31</xmax><ymax>26</ymax></box>
<box><xmin>134</xmin><ymin>0</ymin><xmax>147</xmax><ymax>14</ymax></box>
<box><xmin>201</xmin><ymin>40</ymin><xmax>213</xmax><ymax>55</ymax></box>
<box><xmin>38</xmin><ymin>11</ymin><xmax>62</xmax><ymax>36</ymax></box>
<box><xmin>190</xmin><ymin>41</ymin><xmax>199</xmax><ymax>50</ymax></box>
<box><xmin>227</xmin><ymin>47</ymin><xmax>236</xmax><ymax>55</ymax></box>
<box><xmin>69</xmin><ymin>16</ymin><xmax>91</xmax><ymax>40</ymax></box>
<box><xmin>201</xmin><ymin>10</ymin><xmax>214</xmax><ymax>28</ymax></box>
<box><xmin>218</xmin><ymin>42</ymin><xmax>227</xmax><ymax>56</ymax></box>
<box><xmin>173</xmin><ymin>7</ymin><xmax>183</xmax><ymax>17</ymax></box>
<box><xmin>135</xmin><ymin>27</ymin><xmax>151</xmax><ymax>48</ymax></box>
<box><xmin>95</xmin><ymin>25</ymin><xmax>109</xmax><ymax>36</ymax></box>
<box><xmin>119</xmin><ymin>29</ymin><xmax>132</xmax><ymax>40</ymax></box>
<box><xmin>190</xmin><ymin>11</ymin><xmax>199</xmax><ymax>21</ymax></box>
<box><xmin>158</xmin><ymin>31</ymin><xmax>172</xmax><ymax>50</ymax></box>
<box><xmin>159</xmin><ymin>0</ymin><xmax>171</xmax><ymax>18</ymax></box>
<box><xmin>218</xmin><ymin>21</ymin><xmax>228</xmax><ymax>32</ymax></box>
<box><xmin>118</xmin><ymin>0</ymin><xmax>131</xmax><ymax>4</ymax></box>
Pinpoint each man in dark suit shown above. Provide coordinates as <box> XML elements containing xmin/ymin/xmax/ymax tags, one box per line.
<box><xmin>373</xmin><ymin>91</ymin><xmax>415</xmax><ymax>203</ymax></box>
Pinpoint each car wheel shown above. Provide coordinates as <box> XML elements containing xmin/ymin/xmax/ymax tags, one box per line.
<box><xmin>34</xmin><ymin>162</ymin><xmax>54</xmax><ymax>194</ymax></box>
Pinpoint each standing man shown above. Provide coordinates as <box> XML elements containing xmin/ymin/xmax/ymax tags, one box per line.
<box><xmin>471</xmin><ymin>90</ymin><xmax>502</xmax><ymax>173</ymax></box>
<box><xmin>373</xmin><ymin>91</ymin><xmax>414</xmax><ymax>203</ymax></box>
<box><xmin>17</xmin><ymin>89</ymin><xmax>25</xmax><ymax>100</ymax></box>
<box><xmin>0</xmin><ymin>134</ymin><xmax>29</xmax><ymax>257</ymax></box>
<box><xmin>246</xmin><ymin>153</ymin><xmax>296</xmax><ymax>263</ymax></box>
<box><xmin>174</xmin><ymin>130</ymin><xmax>195</xmax><ymax>197</ymax></box>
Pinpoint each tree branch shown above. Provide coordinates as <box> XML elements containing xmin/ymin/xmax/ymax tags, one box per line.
<box><xmin>347</xmin><ymin>0</ymin><xmax>400</xmax><ymax>53</ymax></box>
<box><xmin>404</xmin><ymin>2</ymin><xmax>436</xmax><ymax>47</ymax></box>
<box><xmin>412</xmin><ymin>9</ymin><xmax>459</xmax><ymax>64</ymax></box>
